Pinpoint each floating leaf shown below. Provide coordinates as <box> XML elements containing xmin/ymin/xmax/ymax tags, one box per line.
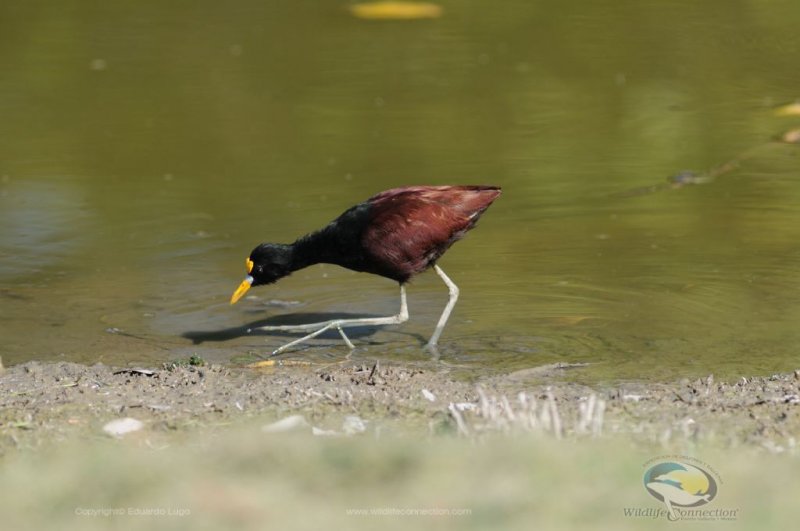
<box><xmin>781</xmin><ymin>128</ymin><xmax>800</xmax><ymax>144</ymax></box>
<box><xmin>349</xmin><ymin>2</ymin><xmax>443</xmax><ymax>20</ymax></box>
<box><xmin>774</xmin><ymin>101</ymin><xmax>800</xmax><ymax>117</ymax></box>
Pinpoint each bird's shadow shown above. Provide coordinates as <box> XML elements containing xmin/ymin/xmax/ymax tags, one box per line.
<box><xmin>183</xmin><ymin>311</ymin><xmax>423</xmax><ymax>345</ymax></box>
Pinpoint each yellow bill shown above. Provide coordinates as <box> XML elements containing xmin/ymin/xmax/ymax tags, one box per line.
<box><xmin>231</xmin><ymin>257</ymin><xmax>256</xmax><ymax>304</ymax></box>
<box><xmin>230</xmin><ymin>276</ymin><xmax>253</xmax><ymax>304</ymax></box>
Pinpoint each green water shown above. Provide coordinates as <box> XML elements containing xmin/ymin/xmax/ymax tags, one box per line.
<box><xmin>1</xmin><ymin>1</ymin><xmax>799</xmax><ymax>382</ymax></box>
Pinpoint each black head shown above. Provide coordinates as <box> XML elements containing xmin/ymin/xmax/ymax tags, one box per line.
<box><xmin>230</xmin><ymin>243</ymin><xmax>293</xmax><ymax>304</ymax></box>
<box><xmin>248</xmin><ymin>243</ymin><xmax>293</xmax><ymax>286</ymax></box>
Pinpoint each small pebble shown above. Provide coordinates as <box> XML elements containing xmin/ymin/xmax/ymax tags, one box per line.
<box><xmin>103</xmin><ymin>417</ymin><xmax>144</xmax><ymax>437</ymax></box>
<box><xmin>421</xmin><ymin>389</ymin><xmax>437</xmax><ymax>402</ymax></box>
<box><xmin>623</xmin><ymin>394</ymin><xmax>643</xmax><ymax>402</ymax></box>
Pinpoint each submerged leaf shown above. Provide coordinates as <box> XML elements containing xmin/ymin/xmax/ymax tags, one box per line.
<box><xmin>349</xmin><ymin>2</ymin><xmax>443</xmax><ymax>20</ymax></box>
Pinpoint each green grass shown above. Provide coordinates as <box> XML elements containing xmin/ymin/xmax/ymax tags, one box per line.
<box><xmin>163</xmin><ymin>355</ymin><xmax>207</xmax><ymax>371</ymax></box>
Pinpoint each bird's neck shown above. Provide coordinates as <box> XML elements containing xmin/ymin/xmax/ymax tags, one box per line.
<box><xmin>289</xmin><ymin>228</ymin><xmax>338</xmax><ymax>271</ymax></box>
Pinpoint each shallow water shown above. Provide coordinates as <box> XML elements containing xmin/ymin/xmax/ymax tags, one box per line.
<box><xmin>1</xmin><ymin>1</ymin><xmax>800</xmax><ymax>383</ymax></box>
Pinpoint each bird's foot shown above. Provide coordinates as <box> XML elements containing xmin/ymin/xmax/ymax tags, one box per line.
<box><xmin>255</xmin><ymin>285</ymin><xmax>408</xmax><ymax>356</ymax></box>
<box><xmin>267</xmin><ymin>320</ymin><xmax>355</xmax><ymax>356</ymax></box>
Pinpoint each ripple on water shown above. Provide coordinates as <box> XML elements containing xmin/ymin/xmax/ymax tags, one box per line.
<box><xmin>0</xmin><ymin>179</ymin><xmax>92</xmax><ymax>280</ymax></box>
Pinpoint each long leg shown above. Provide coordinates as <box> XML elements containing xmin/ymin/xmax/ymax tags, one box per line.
<box><xmin>426</xmin><ymin>265</ymin><xmax>459</xmax><ymax>348</ymax></box>
<box><xmin>253</xmin><ymin>285</ymin><xmax>409</xmax><ymax>355</ymax></box>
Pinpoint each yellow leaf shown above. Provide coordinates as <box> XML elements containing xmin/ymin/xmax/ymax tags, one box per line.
<box><xmin>349</xmin><ymin>2</ymin><xmax>443</xmax><ymax>20</ymax></box>
<box><xmin>774</xmin><ymin>102</ymin><xmax>800</xmax><ymax>117</ymax></box>
<box><xmin>247</xmin><ymin>360</ymin><xmax>277</xmax><ymax>368</ymax></box>
<box><xmin>246</xmin><ymin>359</ymin><xmax>315</xmax><ymax>369</ymax></box>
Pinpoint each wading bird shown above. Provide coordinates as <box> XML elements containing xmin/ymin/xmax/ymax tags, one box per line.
<box><xmin>231</xmin><ymin>185</ymin><xmax>501</xmax><ymax>355</ymax></box>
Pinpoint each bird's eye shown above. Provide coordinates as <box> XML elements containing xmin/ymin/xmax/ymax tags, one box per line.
<box><xmin>246</xmin><ymin>258</ymin><xmax>254</xmax><ymax>274</ymax></box>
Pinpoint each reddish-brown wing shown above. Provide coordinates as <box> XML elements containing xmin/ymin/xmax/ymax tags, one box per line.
<box><xmin>362</xmin><ymin>186</ymin><xmax>500</xmax><ymax>279</ymax></box>
<box><xmin>368</xmin><ymin>186</ymin><xmax>500</xmax><ymax>216</ymax></box>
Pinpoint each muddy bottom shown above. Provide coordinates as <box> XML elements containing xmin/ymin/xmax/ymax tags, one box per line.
<box><xmin>1</xmin><ymin>359</ymin><xmax>798</xmax><ymax>453</ymax></box>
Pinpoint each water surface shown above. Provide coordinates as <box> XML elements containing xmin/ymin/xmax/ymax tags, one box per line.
<box><xmin>2</xmin><ymin>1</ymin><xmax>800</xmax><ymax>383</ymax></box>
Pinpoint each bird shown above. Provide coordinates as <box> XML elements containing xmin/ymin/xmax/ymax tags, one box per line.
<box><xmin>230</xmin><ymin>185</ymin><xmax>501</xmax><ymax>355</ymax></box>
